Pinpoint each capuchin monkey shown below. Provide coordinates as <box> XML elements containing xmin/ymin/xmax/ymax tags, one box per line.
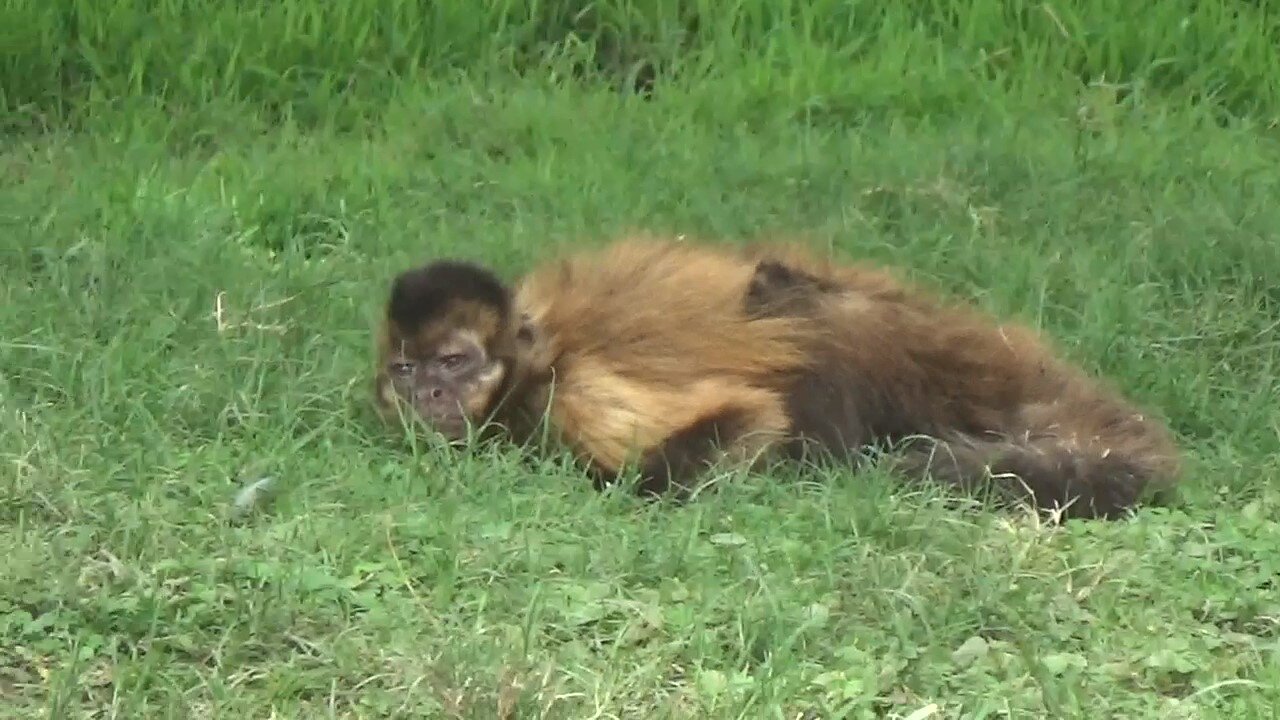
<box><xmin>374</xmin><ymin>235</ymin><xmax>1182</xmax><ymax>520</ymax></box>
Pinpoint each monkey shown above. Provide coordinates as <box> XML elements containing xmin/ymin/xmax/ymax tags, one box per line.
<box><xmin>374</xmin><ymin>237</ymin><xmax>814</xmax><ymax>497</ymax></box>
<box><xmin>374</xmin><ymin>234</ymin><xmax>1182</xmax><ymax>520</ymax></box>
<box><xmin>736</xmin><ymin>244</ymin><xmax>1183</xmax><ymax>519</ymax></box>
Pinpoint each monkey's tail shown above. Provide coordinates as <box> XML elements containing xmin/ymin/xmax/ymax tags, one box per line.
<box><xmin>886</xmin><ymin>432</ymin><xmax>1179</xmax><ymax>520</ymax></box>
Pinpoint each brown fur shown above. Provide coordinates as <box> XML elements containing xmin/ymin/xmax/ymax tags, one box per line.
<box><xmin>509</xmin><ymin>238</ymin><xmax>810</xmax><ymax>474</ymax></box>
<box><xmin>375</xmin><ymin>234</ymin><xmax>1182</xmax><ymax>519</ymax></box>
<box><xmin>740</xmin><ymin>244</ymin><xmax>1182</xmax><ymax>519</ymax></box>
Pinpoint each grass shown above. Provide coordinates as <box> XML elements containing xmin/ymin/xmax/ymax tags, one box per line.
<box><xmin>3</xmin><ymin>1</ymin><xmax>1280</xmax><ymax>717</ymax></box>
<box><xmin>6</xmin><ymin>0</ymin><xmax>1280</xmax><ymax>131</ymax></box>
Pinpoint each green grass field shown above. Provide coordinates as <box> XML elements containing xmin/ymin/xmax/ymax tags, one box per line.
<box><xmin>3</xmin><ymin>1</ymin><xmax>1280</xmax><ymax>717</ymax></box>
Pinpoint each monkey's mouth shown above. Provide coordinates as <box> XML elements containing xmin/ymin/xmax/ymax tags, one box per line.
<box><xmin>426</xmin><ymin>418</ymin><xmax>470</xmax><ymax>442</ymax></box>
<box><xmin>378</xmin><ymin>391</ymin><xmax>471</xmax><ymax>442</ymax></box>
<box><xmin>414</xmin><ymin>402</ymin><xmax>474</xmax><ymax>442</ymax></box>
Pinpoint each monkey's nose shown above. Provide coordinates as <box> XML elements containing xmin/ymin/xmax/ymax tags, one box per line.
<box><xmin>415</xmin><ymin>386</ymin><xmax>446</xmax><ymax>403</ymax></box>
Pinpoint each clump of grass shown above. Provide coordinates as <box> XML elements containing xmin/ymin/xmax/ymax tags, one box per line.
<box><xmin>3</xmin><ymin>0</ymin><xmax>1279</xmax><ymax>131</ymax></box>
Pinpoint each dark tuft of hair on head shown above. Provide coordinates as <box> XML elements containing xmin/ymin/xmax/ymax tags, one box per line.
<box><xmin>387</xmin><ymin>260</ymin><xmax>511</xmax><ymax>331</ymax></box>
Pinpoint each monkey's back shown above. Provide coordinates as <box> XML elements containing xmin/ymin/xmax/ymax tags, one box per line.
<box><xmin>512</xmin><ymin>236</ymin><xmax>810</xmax><ymax>468</ymax></box>
<box><xmin>516</xmin><ymin>236</ymin><xmax>811</xmax><ymax>380</ymax></box>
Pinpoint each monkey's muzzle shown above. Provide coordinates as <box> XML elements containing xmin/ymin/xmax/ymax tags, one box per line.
<box><xmin>412</xmin><ymin>387</ymin><xmax>472</xmax><ymax>441</ymax></box>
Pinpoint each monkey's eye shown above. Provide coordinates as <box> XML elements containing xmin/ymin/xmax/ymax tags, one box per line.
<box><xmin>389</xmin><ymin>361</ymin><xmax>415</xmax><ymax>377</ymax></box>
<box><xmin>437</xmin><ymin>353</ymin><xmax>469</xmax><ymax>371</ymax></box>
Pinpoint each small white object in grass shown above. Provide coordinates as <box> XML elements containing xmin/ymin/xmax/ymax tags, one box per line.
<box><xmin>231</xmin><ymin>475</ymin><xmax>279</xmax><ymax>518</ymax></box>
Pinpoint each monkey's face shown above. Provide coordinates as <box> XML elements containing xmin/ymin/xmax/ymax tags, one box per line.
<box><xmin>378</xmin><ymin>329</ymin><xmax>508</xmax><ymax>441</ymax></box>
<box><xmin>377</xmin><ymin>258</ymin><xmax>520</xmax><ymax>442</ymax></box>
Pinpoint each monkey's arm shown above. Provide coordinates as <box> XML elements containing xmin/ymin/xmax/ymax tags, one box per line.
<box><xmin>548</xmin><ymin>361</ymin><xmax>790</xmax><ymax>496</ymax></box>
<box><xmin>624</xmin><ymin>402</ymin><xmax>778</xmax><ymax>495</ymax></box>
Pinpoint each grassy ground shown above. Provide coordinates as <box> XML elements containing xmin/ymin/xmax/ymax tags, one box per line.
<box><xmin>3</xmin><ymin>3</ymin><xmax>1280</xmax><ymax>718</ymax></box>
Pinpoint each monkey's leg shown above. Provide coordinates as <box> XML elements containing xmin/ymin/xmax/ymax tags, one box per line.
<box><xmin>887</xmin><ymin>431</ymin><xmax>1175</xmax><ymax>520</ymax></box>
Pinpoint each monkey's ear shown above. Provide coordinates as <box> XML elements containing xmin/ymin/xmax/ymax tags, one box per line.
<box><xmin>746</xmin><ymin>260</ymin><xmax>804</xmax><ymax>312</ymax></box>
<box><xmin>516</xmin><ymin>314</ymin><xmax>537</xmax><ymax>345</ymax></box>
<box><xmin>745</xmin><ymin>259</ymin><xmax>834</xmax><ymax>318</ymax></box>
<box><xmin>749</xmin><ymin>260</ymin><xmax>810</xmax><ymax>294</ymax></box>
<box><xmin>387</xmin><ymin>260</ymin><xmax>512</xmax><ymax>331</ymax></box>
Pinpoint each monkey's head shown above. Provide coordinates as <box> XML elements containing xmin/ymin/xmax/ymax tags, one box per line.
<box><xmin>375</xmin><ymin>260</ymin><xmax>530</xmax><ymax>442</ymax></box>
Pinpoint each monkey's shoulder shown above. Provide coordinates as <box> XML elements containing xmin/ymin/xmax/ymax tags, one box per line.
<box><xmin>511</xmin><ymin>240</ymin><xmax>804</xmax><ymax>377</ymax></box>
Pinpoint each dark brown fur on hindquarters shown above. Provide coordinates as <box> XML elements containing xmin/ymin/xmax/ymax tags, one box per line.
<box><xmin>740</xmin><ymin>251</ymin><xmax>1183</xmax><ymax>520</ymax></box>
<box><xmin>887</xmin><ymin>433</ymin><xmax>1167</xmax><ymax>519</ymax></box>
